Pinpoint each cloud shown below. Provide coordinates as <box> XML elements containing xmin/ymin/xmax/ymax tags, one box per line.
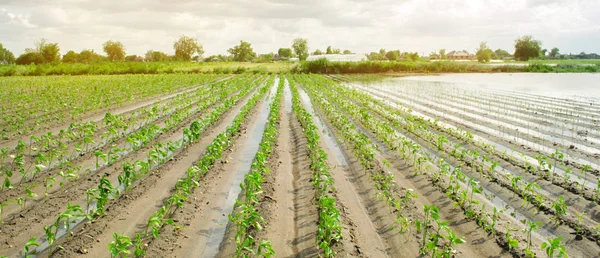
<box><xmin>0</xmin><ymin>0</ymin><xmax>598</xmax><ymax>56</ymax></box>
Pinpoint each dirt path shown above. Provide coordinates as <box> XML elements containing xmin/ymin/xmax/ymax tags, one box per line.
<box><xmin>257</xmin><ymin>84</ymin><xmax>296</xmax><ymax>257</ymax></box>
<box><xmin>311</xmin><ymin>117</ymin><xmax>389</xmax><ymax>256</ymax></box>
<box><xmin>286</xmin><ymin>112</ymin><xmax>320</xmax><ymax>257</ymax></box>
<box><xmin>143</xmin><ymin>87</ymin><xmax>272</xmax><ymax>258</ymax></box>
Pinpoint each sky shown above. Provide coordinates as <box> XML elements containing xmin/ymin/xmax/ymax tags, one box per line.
<box><xmin>1</xmin><ymin>0</ymin><xmax>599</xmax><ymax>57</ymax></box>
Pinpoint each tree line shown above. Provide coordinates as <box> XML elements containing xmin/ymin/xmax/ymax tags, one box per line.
<box><xmin>0</xmin><ymin>36</ymin><xmax>203</xmax><ymax>65</ymax></box>
<box><xmin>0</xmin><ymin>36</ymin><xmax>313</xmax><ymax>65</ymax></box>
<box><xmin>0</xmin><ymin>35</ymin><xmax>597</xmax><ymax>65</ymax></box>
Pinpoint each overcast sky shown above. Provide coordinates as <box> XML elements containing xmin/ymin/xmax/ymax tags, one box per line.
<box><xmin>1</xmin><ymin>0</ymin><xmax>599</xmax><ymax>57</ymax></box>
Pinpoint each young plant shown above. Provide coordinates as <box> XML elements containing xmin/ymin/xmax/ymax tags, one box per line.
<box><xmin>94</xmin><ymin>150</ymin><xmax>107</xmax><ymax>170</ymax></box>
<box><xmin>108</xmin><ymin>233</ymin><xmax>132</xmax><ymax>258</ymax></box>
<box><xmin>416</xmin><ymin>204</ymin><xmax>440</xmax><ymax>254</ymax></box>
<box><xmin>550</xmin><ymin>196</ymin><xmax>567</xmax><ymax>224</ymax></box>
<box><xmin>541</xmin><ymin>237</ymin><xmax>568</xmax><ymax>258</ymax></box>
<box><xmin>44</xmin><ymin>175</ymin><xmax>56</xmax><ymax>199</ymax></box>
<box><xmin>580</xmin><ymin>164</ymin><xmax>592</xmax><ymax>192</ymax></box>
<box><xmin>23</xmin><ymin>237</ymin><xmax>40</xmax><ymax>258</ymax></box>
<box><xmin>505</xmin><ymin>222</ymin><xmax>519</xmax><ymax>251</ymax></box>
<box><xmin>522</xmin><ymin>220</ymin><xmax>541</xmax><ymax>254</ymax></box>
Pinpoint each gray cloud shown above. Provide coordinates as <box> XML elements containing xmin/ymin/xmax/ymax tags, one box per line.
<box><xmin>0</xmin><ymin>0</ymin><xmax>598</xmax><ymax>56</ymax></box>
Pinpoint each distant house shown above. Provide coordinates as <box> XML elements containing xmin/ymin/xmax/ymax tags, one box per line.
<box><xmin>306</xmin><ymin>54</ymin><xmax>366</xmax><ymax>62</ymax></box>
<box><xmin>447</xmin><ymin>50</ymin><xmax>474</xmax><ymax>60</ymax></box>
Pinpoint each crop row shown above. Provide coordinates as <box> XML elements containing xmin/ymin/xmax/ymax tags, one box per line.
<box><xmin>0</xmin><ymin>74</ymin><xmax>225</xmax><ymax>139</ymax></box>
<box><xmin>296</xmin><ymin>74</ymin><xmax>470</xmax><ymax>257</ymax></box>
<box><xmin>358</xmin><ymin>83</ymin><xmax>600</xmax><ymax>208</ymax></box>
<box><xmin>17</xmin><ymin>75</ymin><xmax>270</xmax><ymax>257</ymax></box>
<box><xmin>409</xmin><ymin>86</ymin><xmax>600</xmax><ymax>147</ymax></box>
<box><xmin>0</xmin><ymin>76</ymin><xmax>261</xmax><ymax>225</ymax></box>
<box><xmin>106</xmin><ymin>75</ymin><xmax>275</xmax><ymax>257</ymax></box>
<box><xmin>347</xmin><ymin>83</ymin><xmax>600</xmax><ymax>245</ymax></box>
<box><xmin>355</xmin><ymin>83</ymin><xmax>599</xmax><ymax>185</ymax></box>
<box><xmin>359</xmin><ymin>83</ymin><xmax>600</xmax><ymax>172</ymax></box>
<box><xmin>380</xmin><ymin>84</ymin><xmax>600</xmax><ymax>160</ymax></box>
<box><xmin>311</xmin><ymin>75</ymin><xmax>572</xmax><ymax>256</ymax></box>
<box><xmin>288</xmin><ymin>76</ymin><xmax>343</xmax><ymax>257</ymax></box>
<box><xmin>0</xmin><ymin>75</ymin><xmax>254</xmax><ymax>193</ymax></box>
<box><xmin>228</xmin><ymin>76</ymin><xmax>284</xmax><ymax>257</ymax></box>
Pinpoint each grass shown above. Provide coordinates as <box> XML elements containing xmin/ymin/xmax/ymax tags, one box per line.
<box><xmin>0</xmin><ymin>61</ymin><xmax>297</xmax><ymax>76</ymax></box>
<box><xmin>0</xmin><ymin>59</ymin><xmax>598</xmax><ymax>76</ymax></box>
<box><xmin>506</xmin><ymin>59</ymin><xmax>600</xmax><ymax>65</ymax></box>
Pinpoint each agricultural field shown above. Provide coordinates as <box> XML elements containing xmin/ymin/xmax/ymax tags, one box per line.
<box><xmin>0</xmin><ymin>73</ymin><xmax>599</xmax><ymax>258</ymax></box>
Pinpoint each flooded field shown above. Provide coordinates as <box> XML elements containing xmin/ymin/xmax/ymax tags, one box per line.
<box><xmin>2</xmin><ymin>73</ymin><xmax>598</xmax><ymax>258</ymax></box>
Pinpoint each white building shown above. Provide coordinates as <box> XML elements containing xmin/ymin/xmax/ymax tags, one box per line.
<box><xmin>306</xmin><ymin>54</ymin><xmax>366</xmax><ymax>62</ymax></box>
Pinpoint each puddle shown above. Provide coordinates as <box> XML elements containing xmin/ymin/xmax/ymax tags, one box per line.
<box><xmin>337</xmin><ymin>82</ymin><xmax>562</xmax><ymax>240</ymax></box>
<box><xmin>201</xmin><ymin>78</ymin><xmax>278</xmax><ymax>258</ymax></box>
<box><xmin>283</xmin><ymin>79</ymin><xmax>293</xmax><ymax>114</ymax></box>
<box><xmin>354</xmin><ymin>84</ymin><xmax>600</xmax><ymax>178</ymax></box>
<box><xmin>385</xmin><ymin>116</ymin><xmax>557</xmax><ymax>240</ymax></box>
<box><xmin>297</xmin><ymin>87</ymin><xmax>350</xmax><ymax>168</ymax></box>
<box><xmin>371</xmin><ymin>84</ymin><xmax>600</xmax><ymax>157</ymax></box>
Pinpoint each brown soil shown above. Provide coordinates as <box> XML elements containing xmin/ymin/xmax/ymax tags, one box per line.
<box><xmin>142</xmin><ymin>92</ymin><xmax>266</xmax><ymax>258</ymax></box>
<box><xmin>0</xmin><ymin>80</ymin><xmax>251</xmax><ymax>257</ymax></box>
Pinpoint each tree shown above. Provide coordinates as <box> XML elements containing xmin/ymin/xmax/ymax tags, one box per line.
<box><xmin>385</xmin><ymin>50</ymin><xmax>400</xmax><ymax>61</ymax></box>
<box><xmin>429</xmin><ymin>51</ymin><xmax>439</xmax><ymax>60</ymax></box>
<box><xmin>476</xmin><ymin>41</ymin><xmax>493</xmax><ymax>63</ymax></box>
<box><xmin>313</xmin><ymin>49</ymin><xmax>323</xmax><ymax>55</ymax></box>
<box><xmin>342</xmin><ymin>49</ymin><xmax>352</xmax><ymax>55</ymax></box>
<box><xmin>514</xmin><ymin>35</ymin><xmax>542</xmax><ymax>61</ymax></box>
<box><xmin>62</xmin><ymin>50</ymin><xmax>80</xmax><ymax>63</ymax></box>
<box><xmin>332</xmin><ymin>48</ymin><xmax>341</xmax><ymax>54</ymax></box>
<box><xmin>292</xmin><ymin>38</ymin><xmax>309</xmax><ymax>61</ymax></box>
<box><xmin>367</xmin><ymin>52</ymin><xmax>387</xmax><ymax>61</ymax></box>
<box><xmin>278</xmin><ymin>48</ymin><xmax>292</xmax><ymax>59</ymax></box>
<box><xmin>40</xmin><ymin>42</ymin><xmax>60</xmax><ymax>63</ymax></box>
<box><xmin>103</xmin><ymin>40</ymin><xmax>126</xmax><ymax>61</ymax></box>
<box><xmin>29</xmin><ymin>38</ymin><xmax>60</xmax><ymax>63</ymax></box>
<box><xmin>0</xmin><ymin>43</ymin><xmax>15</xmax><ymax>64</ymax></box>
<box><xmin>439</xmin><ymin>49</ymin><xmax>447</xmax><ymax>60</ymax></box>
<box><xmin>228</xmin><ymin>40</ymin><xmax>256</xmax><ymax>62</ymax></box>
<box><xmin>16</xmin><ymin>52</ymin><xmax>44</xmax><ymax>65</ymax></box>
<box><xmin>379</xmin><ymin>49</ymin><xmax>386</xmax><ymax>57</ymax></box>
<box><xmin>173</xmin><ymin>35</ymin><xmax>204</xmax><ymax>61</ymax></box>
<box><xmin>326</xmin><ymin>46</ymin><xmax>333</xmax><ymax>54</ymax></box>
<box><xmin>256</xmin><ymin>53</ymin><xmax>274</xmax><ymax>63</ymax></box>
<box><xmin>495</xmin><ymin>49</ymin><xmax>512</xmax><ymax>59</ymax></box>
<box><xmin>405</xmin><ymin>52</ymin><xmax>419</xmax><ymax>61</ymax></box>
<box><xmin>15</xmin><ymin>38</ymin><xmax>59</xmax><ymax>64</ymax></box>
<box><xmin>125</xmin><ymin>55</ymin><xmax>142</xmax><ymax>62</ymax></box>
<box><xmin>145</xmin><ymin>50</ymin><xmax>170</xmax><ymax>62</ymax></box>
<box><xmin>549</xmin><ymin>47</ymin><xmax>560</xmax><ymax>59</ymax></box>
<box><xmin>79</xmin><ymin>49</ymin><xmax>104</xmax><ymax>63</ymax></box>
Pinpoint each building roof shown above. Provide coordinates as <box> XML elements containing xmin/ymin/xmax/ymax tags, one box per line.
<box><xmin>447</xmin><ymin>50</ymin><xmax>471</xmax><ymax>57</ymax></box>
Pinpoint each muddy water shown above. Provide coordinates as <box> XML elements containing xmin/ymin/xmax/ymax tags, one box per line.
<box><xmin>297</xmin><ymin>88</ymin><xmax>349</xmax><ymax>168</ymax></box>
<box><xmin>201</xmin><ymin>78</ymin><xmax>279</xmax><ymax>257</ymax></box>
<box><xmin>366</xmin><ymin>84</ymin><xmax>600</xmax><ymax>159</ymax></box>
<box><xmin>400</xmin><ymin>73</ymin><xmax>600</xmax><ymax>100</ymax></box>
<box><xmin>354</xmin><ymin>85</ymin><xmax>600</xmax><ymax>183</ymax></box>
